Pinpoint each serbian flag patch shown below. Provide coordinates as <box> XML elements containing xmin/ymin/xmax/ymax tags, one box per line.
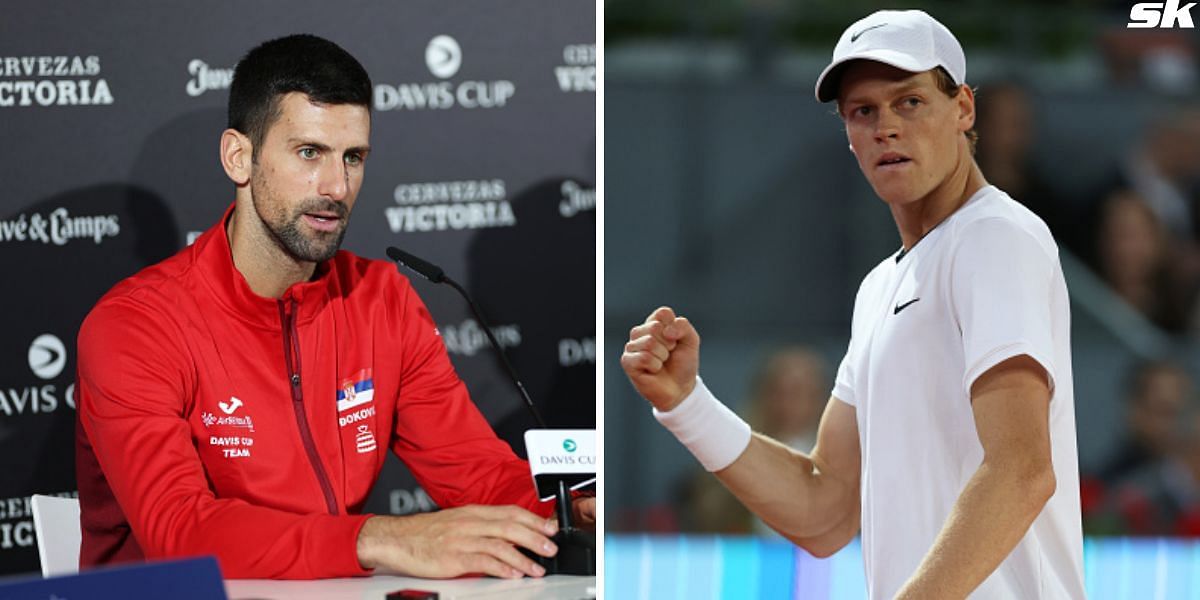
<box><xmin>336</xmin><ymin>368</ymin><xmax>374</xmax><ymax>412</ymax></box>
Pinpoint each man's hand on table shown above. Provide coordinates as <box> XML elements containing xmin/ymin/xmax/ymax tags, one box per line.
<box><xmin>356</xmin><ymin>504</ymin><xmax>558</xmax><ymax>579</ymax></box>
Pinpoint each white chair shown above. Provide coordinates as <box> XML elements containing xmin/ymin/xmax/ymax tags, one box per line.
<box><xmin>30</xmin><ymin>494</ymin><xmax>81</xmax><ymax>577</ymax></box>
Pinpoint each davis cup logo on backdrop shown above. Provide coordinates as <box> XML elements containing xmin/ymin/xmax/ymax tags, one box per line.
<box><xmin>375</xmin><ymin>35</ymin><xmax>516</xmax><ymax>111</ymax></box>
<box><xmin>559</xmin><ymin>180</ymin><xmax>595</xmax><ymax>218</ymax></box>
<box><xmin>0</xmin><ymin>208</ymin><xmax>119</xmax><ymax>245</ymax></box>
<box><xmin>28</xmin><ymin>334</ymin><xmax>65</xmax><ymax>380</ymax></box>
<box><xmin>442</xmin><ymin>319</ymin><xmax>521</xmax><ymax>357</ymax></box>
<box><xmin>559</xmin><ymin>337</ymin><xmax>595</xmax><ymax>367</ymax></box>
<box><xmin>556</xmin><ymin>44</ymin><xmax>595</xmax><ymax>92</ymax></box>
<box><xmin>0</xmin><ymin>55</ymin><xmax>113</xmax><ymax>107</ymax></box>
<box><xmin>389</xmin><ymin>486</ymin><xmax>437</xmax><ymax>516</ymax></box>
<box><xmin>386</xmin><ymin>179</ymin><xmax>516</xmax><ymax>232</ymax></box>
<box><xmin>185</xmin><ymin>59</ymin><xmax>234</xmax><ymax>97</ymax></box>
<box><xmin>1</xmin><ymin>334</ymin><xmax>75</xmax><ymax>417</ymax></box>
<box><xmin>426</xmin><ymin>36</ymin><xmax>462</xmax><ymax>79</ymax></box>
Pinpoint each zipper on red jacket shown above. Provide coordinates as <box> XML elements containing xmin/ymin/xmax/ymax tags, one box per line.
<box><xmin>279</xmin><ymin>297</ymin><xmax>339</xmax><ymax>516</ymax></box>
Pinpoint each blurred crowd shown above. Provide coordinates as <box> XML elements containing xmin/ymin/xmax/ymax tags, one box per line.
<box><xmin>1082</xmin><ymin>361</ymin><xmax>1200</xmax><ymax>535</ymax></box>
<box><xmin>974</xmin><ymin>80</ymin><xmax>1200</xmax><ymax>334</ymax></box>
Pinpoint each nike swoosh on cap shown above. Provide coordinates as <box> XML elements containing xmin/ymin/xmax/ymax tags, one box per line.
<box><xmin>851</xmin><ymin>23</ymin><xmax>887</xmax><ymax>42</ymax></box>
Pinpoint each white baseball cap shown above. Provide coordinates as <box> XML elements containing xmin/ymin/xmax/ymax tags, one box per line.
<box><xmin>814</xmin><ymin>9</ymin><xmax>966</xmax><ymax>103</ymax></box>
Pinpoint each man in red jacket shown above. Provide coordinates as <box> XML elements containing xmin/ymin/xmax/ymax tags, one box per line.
<box><xmin>75</xmin><ymin>34</ymin><xmax>593</xmax><ymax>580</ymax></box>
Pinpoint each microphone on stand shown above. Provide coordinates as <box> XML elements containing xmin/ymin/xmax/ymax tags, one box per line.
<box><xmin>386</xmin><ymin>246</ymin><xmax>546</xmax><ymax>429</ymax></box>
<box><xmin>386</xmin><ymin>246</ymin><xmax>595</xmax><ymax>576</ymax></box>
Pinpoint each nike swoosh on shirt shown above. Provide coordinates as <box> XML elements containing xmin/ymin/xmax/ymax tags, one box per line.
<box><xmin>851</xmin><ymin>23</ymin><xmax>887</xmax><ymax>42</ymax></box>
<box><xmin>894</xmin><ymin>298</ymin><xmax>920</xmax><ymax>314</ymax></box>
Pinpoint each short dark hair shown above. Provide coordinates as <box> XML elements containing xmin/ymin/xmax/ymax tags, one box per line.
<box><xmin>228</xmin><ymin>34</ymin><xmax>372</xmax><ymax>160</ymax></box>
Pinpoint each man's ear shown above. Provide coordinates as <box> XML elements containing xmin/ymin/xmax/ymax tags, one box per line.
<box><xmin>220</xmin><ymin>129</ymin><xmax>253</xmax><ymax>186</ymax></box>
<box><xmin>957</xmin><ymin>84</ymin><xmax>976</xmax><ymax>133</ymax></box>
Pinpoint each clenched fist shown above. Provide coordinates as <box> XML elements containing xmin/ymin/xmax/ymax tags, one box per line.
<box><xmin>620</xmin><ymin>306</ymin><xmax>701</xmax><ymax>412</ymax></box>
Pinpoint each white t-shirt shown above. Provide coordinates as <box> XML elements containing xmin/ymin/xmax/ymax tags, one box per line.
<box><xmin>832</xmin><ymin>185</ymin><xmax>1085</xmax><ymax>599</ymax></box>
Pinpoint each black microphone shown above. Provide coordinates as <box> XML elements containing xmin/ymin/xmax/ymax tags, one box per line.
<box><xmin>387</xmin><ymin>246</ymin><xmax>596</xmax><ymax>576</ymax></box>
<box><xmin>386</xmin><ymin>246</ymin><xmax>547</xmax><ymax>429</ymax></box>
<box><xmin>385</xmin><ymin>246</ymin><xmax>445</xmax><ymax>284</ymax></box>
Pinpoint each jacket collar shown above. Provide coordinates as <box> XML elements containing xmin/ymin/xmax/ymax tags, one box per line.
<box><xmin>193</xmin><ymin>203</ymin><xmax>334</xmax><ymax>330</ymax></box>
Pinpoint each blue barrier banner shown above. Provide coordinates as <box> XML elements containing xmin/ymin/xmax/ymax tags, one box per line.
<box><xmin>606</xmin><ymin>535</ymin><xmax>1200</xmax><ymax>599</ymax></box>
<box><xmin>0</xmin><ymin>556</ymin><xmax>227</xmax><ymax>600</ymax></box>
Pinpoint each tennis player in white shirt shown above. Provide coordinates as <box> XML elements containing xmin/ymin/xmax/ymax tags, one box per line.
<box><xmin>620</xmin><ymin>9</ymin><xmax>1085</xmax><ymax>599</ymax></box>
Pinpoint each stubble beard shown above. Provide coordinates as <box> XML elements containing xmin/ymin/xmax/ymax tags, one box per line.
<box><xmin>249</xmin><ymin>169</ymin><xmax>349</xmax><ymax>264</ymax></box>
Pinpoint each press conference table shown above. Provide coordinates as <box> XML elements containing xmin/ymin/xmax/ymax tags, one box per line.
<box><xmin>225</xmin><ymin>574</ymin><xmax>596</xmax><ymax>599</ymax></box>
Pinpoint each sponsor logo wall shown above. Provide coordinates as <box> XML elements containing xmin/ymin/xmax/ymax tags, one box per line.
<box><xmin>0</xmin><ymin>1</ymin><xmax>594</xmax><ymax>575</ymax></box>
<box><xmin>374</xmin><ymin>34</ymin><xmax>517</xmax><ymax>111</ymax></box>
<box><xmin>0</xmin><ymin>55</ymin><xmax>113</xmax><ymax>107</ymax></box>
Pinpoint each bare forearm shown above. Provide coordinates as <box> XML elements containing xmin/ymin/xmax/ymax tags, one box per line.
<box><xmin>897</xmin><ymin>461</ymin><xmax>1055</xmax><ymax>599</ymax></box>
<box><xmin>714</xmin><ymin>433</ymin><xmax>857</xmax><ymax>543</ymax></box>
<box><xmin>779</xmin><ymin>500</ymin><xmax>861</xmax><ymax>558</ymax></box>
<box><xmin>356</xmin><ymin>506</ymin><xmax>560</xmax><ymax>579</ymax></box>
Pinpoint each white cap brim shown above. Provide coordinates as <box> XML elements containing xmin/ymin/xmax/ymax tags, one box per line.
<box><xmin>814</xmin><ymin>49</ymin><xmax>940</xmax><ymax>103</ymax></box>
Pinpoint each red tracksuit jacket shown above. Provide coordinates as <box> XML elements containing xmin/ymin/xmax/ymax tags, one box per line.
<box><xmin>75</xmin><ymin>204</ymin><xmax>550</xmax><ymax>578</ymax></box>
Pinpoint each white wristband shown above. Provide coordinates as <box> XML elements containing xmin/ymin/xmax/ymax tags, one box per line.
<box><xmin>653</xmin><ymin>377</ymin><xmax>752</xmax><ymax>472</ymax></box>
